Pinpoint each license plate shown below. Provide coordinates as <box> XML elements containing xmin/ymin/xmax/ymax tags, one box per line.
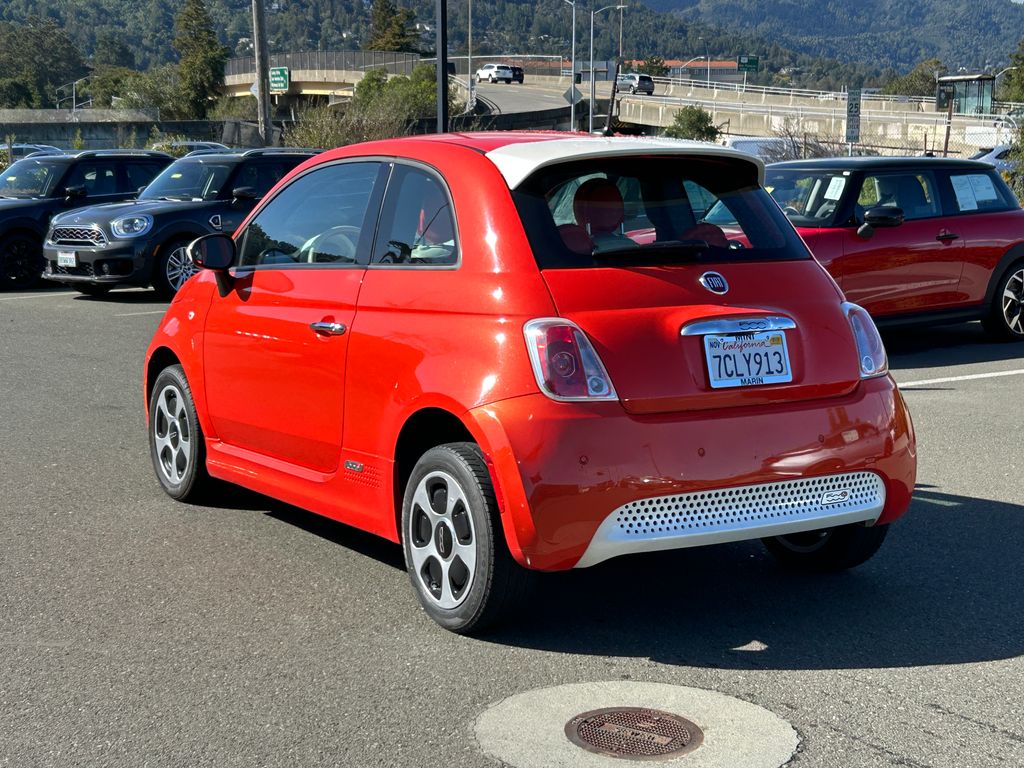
<box><xmin>704</xmin><ymin>331</ymin><xmax>793</xmax><ymax>389</ymax></box>
<box><xmin>57</xmin><ymin>251</ymin><xmax>77</xmax><ymax>267</ymax></box>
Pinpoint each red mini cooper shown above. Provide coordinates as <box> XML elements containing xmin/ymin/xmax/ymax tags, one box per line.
<box><xmin>144</xmin><ymin>133</ymin><xmax>916</xmax><ymax>633</ymax></box>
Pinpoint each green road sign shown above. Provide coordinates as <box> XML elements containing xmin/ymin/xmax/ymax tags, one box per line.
<box><xmin>737</xmin><ymin>55</ymin><xmax>759</xmax><ymax>73</ymax></box>
<box><xmin>269</xmin><ymin>67</ymin><xmax>290</xmax><ymax>93</ymax></box>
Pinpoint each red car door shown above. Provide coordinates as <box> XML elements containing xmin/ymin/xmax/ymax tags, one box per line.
<box><xmin>202</xmin><ymin>161</ymin><xmax>386</xmax><ymax>473</ymax></box>
<box><xmin>837</xmin><ymin>170</ymin><xmax>964</xmax><ymax>316</ymax></box>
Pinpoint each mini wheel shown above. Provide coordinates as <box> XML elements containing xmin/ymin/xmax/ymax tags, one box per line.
<box><xmin>154</xmin><ymin>237</ymin><xmax>200</xmax><ymax>298</ymax></box>
<box><xmin>401</xmin><ymin>443</ymin><xmax>529</xmax><ymax>633</ymax></box>
<box><xmin>149</xmin><ymin>364</ymin><xmax>212</xmax><ymax>501</ymax></box>
<box><xmin>762</xmin><ymin>523</ymin><xmax>889</xmax><ymax>572</ymax></box>
<box><xmin>0</xmin><ymin>232</ymin><xmax>42</xmax><ymax>289</ymax></box>
<box><xmin>982</xmin><ymin>260</ymin><xmax>1024</xmax><ymax>341</ymax></box>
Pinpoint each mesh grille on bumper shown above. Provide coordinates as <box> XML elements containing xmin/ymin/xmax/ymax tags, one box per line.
<box><xmin>574</xmin><ymin>471</ymin><xmax>886</xmax><ymax>567</ymax></box>
<box><xmin>51</xmin><ymin>227</ymin><xmax>106</xmax><ymax>246</ymax></box>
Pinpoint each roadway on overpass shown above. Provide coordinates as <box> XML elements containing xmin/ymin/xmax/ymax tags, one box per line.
<box><xmin>471</xmin><ymin>81</ymin><xmax>569</xmax><ymax>114</ymax></box>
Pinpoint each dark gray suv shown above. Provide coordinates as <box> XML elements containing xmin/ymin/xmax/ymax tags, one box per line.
<box><xmin>615</xmin><ymin>73</ymin><xmax>655</xmax><ymax>95</ymax></box>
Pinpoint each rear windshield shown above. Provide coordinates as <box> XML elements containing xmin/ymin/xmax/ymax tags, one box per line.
<box><xmin>765</xmin><ymin>168</ymin><xmax>851</xmax><ymax>227</ymax></box>
<box><xmin>512</xmin><ymin>156</ymin><xmax>810</xmax><ymax>269</ymax></box>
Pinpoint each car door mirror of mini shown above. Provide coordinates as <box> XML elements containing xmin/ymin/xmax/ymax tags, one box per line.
<box><xmin>64</xmin><ymin>185</ymin><xmax>87</xmax><ymax>201</ymax></box>
<box><xmin>863</xmin><ymin>206</ymin><xmax>904</xmax><ymax>229</ymax></box>
<box><xmin>231</xmin><ymin>186</ymin><xmax>259</xmax><ymax>203</ymax></box>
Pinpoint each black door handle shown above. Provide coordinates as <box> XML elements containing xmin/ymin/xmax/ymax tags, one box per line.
<box><xmin>936</xmin><ymin>232</ymin><xmax>959</xmax><ymax>242</ymax></box>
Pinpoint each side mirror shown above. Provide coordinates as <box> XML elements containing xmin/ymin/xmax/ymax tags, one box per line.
<box><xmin>64</xmin><ymin>185</ymin><xmax>87</xmax><ymax>201</ymax></box>
<box><xmin>863</xmin><ymin>206</ymin><xmax>904</xmax><ymax>228</ymax></box>
<box><xmin>857</xmin><ymin>222</ymin><xmax>875</xmax><ymax>239</ymax></box>
<box><xmin>231</xmin><ymin>186</ymin><xmax>259</xmax><ymax>202</ymax></box>
<box><xmin>189</xmin><ymin>232</ymin><xmax>235</xmax><ymax>271</ymax></box>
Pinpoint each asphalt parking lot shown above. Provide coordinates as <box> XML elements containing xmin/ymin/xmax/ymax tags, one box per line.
<box><xmin>2</xmin><ymin>286</ymin><xmax>1023</xmax><ymax>768</ymax></box>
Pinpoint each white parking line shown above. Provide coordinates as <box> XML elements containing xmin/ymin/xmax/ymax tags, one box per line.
<box><xmin>114</xmin><ymin>310</ymin><xmax>167</xmax><ymax>317</ymax></box>
<box><xmin>0</xmin><ymin>292</ymin><xmax>76</xmax><ymax>301</ymax></box>
<box><xmin>899</xmin><ymin>369</ymin><xmax>1024</xmax><ymax>388</ymax></box>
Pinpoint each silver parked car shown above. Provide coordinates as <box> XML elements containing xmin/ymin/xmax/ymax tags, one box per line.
<box><xmin>615</xmin><ymin>73</ymin><xmax>655</xmax><ymax>95</ymax></box>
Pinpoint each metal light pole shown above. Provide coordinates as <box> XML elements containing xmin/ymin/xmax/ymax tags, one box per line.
<box><xmin>467</xmin><ymin>0</ymin><xmax>473</xmax><ymax>108</ymax></box>
<box><xmin>700</xmin><ymin>36</ymin><xmax>710</xmax><ymax>83</ymax></box>
<box><xmin>589</xmin><ymin>3</ymin><xmax>626</xmax><ymax>133</ymax></box>
<box><xmin>564</xmin><ymin>0</ymin><xmax>576</xmax><ymax>130</ymax></box>
<box><xmin>436</xmin><ymin>0</ymin><xmax>449</xmax><ymax>132</ymax></box>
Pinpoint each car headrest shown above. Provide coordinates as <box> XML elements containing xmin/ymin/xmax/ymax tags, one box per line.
<box><xmin>573</xmin><ymin>178</ymin><xmax>625</xmax><ymax>235</ymax></box>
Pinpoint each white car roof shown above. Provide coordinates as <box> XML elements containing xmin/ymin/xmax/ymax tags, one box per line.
<box><xmin>485</xmin><ymin>136</ymin><xmax>765</xmax><ymax>189</ymax></box>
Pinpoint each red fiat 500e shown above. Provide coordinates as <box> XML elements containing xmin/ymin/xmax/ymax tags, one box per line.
<box><xmin>145</xmin><ymin>133</ymin><xmax>916</xmax><ymax>633</ymax></box>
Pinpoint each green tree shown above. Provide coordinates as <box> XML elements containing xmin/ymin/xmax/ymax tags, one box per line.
<box><xmin>367</xmin><ymin>0</ymin><xmax>420</xmax><ymax>53</ymax></box>
<box><xmin>173</xmin><ymin>0</ymin><xmax>229</xmax><ymax>119</ymax></box>
<box><xmin>0</xmin><ymin>78</ymin><xmax>34</xmax><ymax>108</ymax></box>
<box><xmin>93</xmin><ymin>31</ymin><xmax>135</xmax><ymax>69</ymax></box>
<box><xmin>637</xmin><ymin>56</ymin><xmax>669</xmax><ymax>77</ymax></box>
<box><xmin>1001</xmin><ymin>38</ymin><xmax>1024</xmax><ymax>103</ymax></box>
<box><xmin>663</xmin><ymin>105</ymin><xmax>720</xmax><ymax>142</ymax></box>
<box><xmin>0</xmin><ymin>18</ymin><xmax>87</xmax><ymax>107</ymax></box>
<box><xmin>882</xmin><ymin>58</ymin><xmax>945</xmax><ymax>97</ymax></box>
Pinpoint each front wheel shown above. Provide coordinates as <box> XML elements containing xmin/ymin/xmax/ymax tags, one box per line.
<box><xmin>0</xmin><ymin>233</ymin><xmax>42</xmax><ymax>290</ymax></box>
<box><xmin>148</xmin><ymin>365</ymin><xmax>212</xmax><ymax>501</ymax></box>
<box><xmin>982</xmin><ymin>261</ymin><xmax>1024</xmax><ymax>341</ymax></box>
<box><xmin>762</xmin><ymin>523</ymin><xmax>889</xmax><ymax>572</ymax></box>
<box><xmin>401</xmin><ymin>443</ymin><xmax>528</xmax><ymax>634</ymax></box>
<box><xmin>154</xmin><ymin>237</ymin><xmax>199</xmax><ymax>299</ymax></box>
<box><xmin>629</xmin><ymin>85</ymin><xmax>637</xmax><ymax>94</ymax></box>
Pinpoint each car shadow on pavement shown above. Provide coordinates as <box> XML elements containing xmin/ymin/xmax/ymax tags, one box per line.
<box><xmin>884</xmin><ymin>322</ymin><xmax>1024</xmax><ymax>371</ymax></box>
<box><xmin>71</xmin><ymin>288</ymin><xmax>166</xmax><ymax>305</ymax></box>
<box><xmin>486</xmin><ymin>488</ymin><xmax>1024</xmax><ymax>670</ymax></box>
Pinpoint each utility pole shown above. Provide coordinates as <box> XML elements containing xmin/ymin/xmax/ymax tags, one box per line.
<box><xmin>467</xmin><ymin>0</ymin><xmax>473</xmax><ymax>109</ymax></box>
<box><xmin>251</xmin><ymin>0</ymin><xmax>272</xmax><ymax>146</ymax></box>
<box><xmin>436</xmin><ymin>0</ymin><xmax>450</xmax><ymax>132</ymax></box>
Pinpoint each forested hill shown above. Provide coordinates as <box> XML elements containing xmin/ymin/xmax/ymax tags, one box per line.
<box><xmin>643</xmin><ymin>0</ymin><xmax>1024</xmax><ymax>71</ymax></box>
<box><xmin>4</xmin><ymin>0</ymin><xmax>894</xmax><ymax>89</ymax></box>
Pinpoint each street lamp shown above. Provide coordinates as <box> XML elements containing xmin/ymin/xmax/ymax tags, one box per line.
<box><xmin>564</xmin><ymin>0</ymin><xmax>577</xmax><ymax>130</ymax></box>
<box><xmin>699</xmin><ymin>36</ymin><xmax>710</xmax><ymax>83</ymax></box>
<box><xmin>590</xmin><ymin>3</ymin><xmax>626</xmax><ymax>133</ymax></box>
<box><xmin>678</xmin><ymin>55</ymin><xmax>704</xmax><ymax>79</ymax></box>
<box><xmin>55</xmin><ymin>76</ymin><xmax>90</xmax><ymax>112</ymax></box>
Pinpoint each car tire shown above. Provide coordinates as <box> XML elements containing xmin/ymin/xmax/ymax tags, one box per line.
<box><xmin>629</xmin><ymin>85</ymin><xmax>636</xmax><ymax>94</ymax></box>
<box><xmin>148</xmin><ymin>364</ymin><xmax>212</xmax><ymax>501</ymax></box>
<box><xmin>153</xmin><ymin>237</ymin><xmax>198</xmax><ymax>299</ymax></box>
<box><xmin>981</xmin><ymin>260</ymin><xmax>1024</xmax><ymax>341</ymax></box>
<box><xmin>401</xmin><ymin>442</ymin><xmax>529</xmax><ymax>634</ymax></box>
<box><xmin>0</xmin><ymin>232</ymin><xmax>42</xmax><ymax>290</ymax></box>
<box><xmin>72</xmin><ymin>284</ymin><xmax>113</xmax><ymax>298</ymax></box>
<box><xmin>762</xmin><ymin>522</ymin><xmax>889</xmax><ymax>572</ymax></box>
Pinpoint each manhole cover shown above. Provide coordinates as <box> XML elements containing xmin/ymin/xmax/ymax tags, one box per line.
<box><xmin>565</xmin><ymin>707</ymin><xmax>704</xmax><ymax>761</ymax></box>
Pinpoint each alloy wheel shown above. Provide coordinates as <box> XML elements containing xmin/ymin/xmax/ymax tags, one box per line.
<box><xmin>1</xmin><ymin>236</ymin><xmax>40</xmax><ymax>288</ymax></box>
<box><xmin>407</xmin><ymin>470</ymin><xmax>477</xmax><ymax>609</ymax></box>
<box><xmin>1001</xmin><ymin>267</ymin><xmax>1024</xmax><ymax>335</ymax></box>
<box><xmin>165</xmin><ymin>245</ymin><xmax>199</xmax><ymax>291</ymax></box>
<box><xmin>153</xmin><ymin>384</ymin><xmax>192</xmax><ymax>485</ymax></box>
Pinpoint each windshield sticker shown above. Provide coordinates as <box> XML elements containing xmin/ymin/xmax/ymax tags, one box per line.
<box><xmin>968</xmin><ymin>174</ymin><xmax>998</xmax><ymax>202</ymax></box>
<box><xmin>951</xmin><ymin>175</ymin><xmax>978</xmax><ymax>211</ymax></box>
<box><xmin>824</xmin><ymin>177</ymin><xmax>847</xmax><ymax>201</ymax></box>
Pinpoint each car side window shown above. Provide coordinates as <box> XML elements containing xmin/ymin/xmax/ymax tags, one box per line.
<box><xmin>372</xmin><ymin>165</ymin><xmax>458</xmax><ymax>266</ymax></box>
<box><xmin>237</xmin><ymin>161</ymin><xmax>382</xmax><ymax>269</ymax></box>
<box><xmin>947</xmin><ymin>171</ymin><xmax>1017</xmax><ymax>213</ymax></box>
<box><xmin>64</xmin><ymin>161</ymin><xmax>119</xmax><ymax>196</ymax></box>
<box><xmin>858</xmin><ymin>172</ymin><xmax>939</xmax><ymax>221</ymax></box>
<box><xmin>233</xmin><ymin>161</ymin><xmax>290</xmax><ymax>197</ymax></box>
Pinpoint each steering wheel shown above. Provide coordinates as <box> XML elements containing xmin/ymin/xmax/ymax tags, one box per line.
<box><xmin>298</xmin><ymin>225</ymin><xmax>361</xmax><ymax>263</ymax></box>
<box><xmin>380</xmin><ymin>240</ymin><xmax>412</xmax><ymax>264</ymax></box>
<box><xmin>782</xmin><ymin>206</ymin><xmax>800</xmax><ymax>216</ymax></box>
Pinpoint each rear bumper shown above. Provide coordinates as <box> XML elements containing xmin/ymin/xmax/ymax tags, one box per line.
<box><xmin>469</xmin><ymin>375</ymin><xmax>916</xmax><ymax>571</ymax></box>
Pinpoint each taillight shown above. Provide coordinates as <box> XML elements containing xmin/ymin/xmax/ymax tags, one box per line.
<box><xmin>523</xmin><ymin>318</ymin><xmax>618</xmax><ymax>401</ymax></box>
<box><xmin>843</xmin><ymin>302</ymin><xmax>888</xmax><ymax>379</ymax></box>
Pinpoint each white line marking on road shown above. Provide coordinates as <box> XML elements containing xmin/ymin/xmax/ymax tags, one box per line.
<box><xmin>114</xmin><ymin>310</ymin><xmax>166</xmax><ymax>317</ymax></box>
<box><xmin>899</xmin><ymin>368</ymin><xmax>1024</xmax><ymax>388</ymax></box>
<box><xmin>0</xmin><ymin>292</ymin><xmax>76</xmax><ymax>301</ymax></box>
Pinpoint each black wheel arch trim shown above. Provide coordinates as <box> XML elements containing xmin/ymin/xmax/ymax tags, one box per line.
<box><xmin>984</xmin><ymin>242</ymin><xmax>1024</xmax><ymax>308</ymax></box>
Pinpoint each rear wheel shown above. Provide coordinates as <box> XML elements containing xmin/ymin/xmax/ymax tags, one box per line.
<box><xmin>148</xmin><ymin>365</ymin><xmax>211</xmax><ymax>501</ymax></box>
<box><xmin>72</xmin><ymin>284</ymin><xmax>113</xmax><ymax>297</ymax></box>
<box><xmin>982</xmin><ymin>261</ymin><xmax>1024</xmax><ymax>341</ymax></box>
<box><xmin>629</xmin><ymin>85</ymin><xmax>637</xmax><ymax>94</ymax></box>
<box><xmin>401</xmin><ymin>443</ymin><xmax>528</xmax><ymax>634</ymax></box>
<box><xmin>762</xmin><ymin>523</ymin><xmax>889</xmax><ymax>572</ymax></box>
<box><xmin>154</xmin><ymin>237</ymin><xmax>199</xmax><ymax>299</ymax></box>
<box><xmin>0</xmin><ymin>233</ymin><xmax>42</xmax><ymax>290</ymax></box>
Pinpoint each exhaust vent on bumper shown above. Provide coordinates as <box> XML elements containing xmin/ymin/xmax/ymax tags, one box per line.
<box><xmin>575</xmin><ymin>471</ymin><xmax>885</xmax><ymax>567</ymax></box>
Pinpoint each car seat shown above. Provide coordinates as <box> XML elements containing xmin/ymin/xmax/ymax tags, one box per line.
<box><xmin>568</xmin><ymin>178</ymin><xmax>638</xmax><ymax>253</ymax></box>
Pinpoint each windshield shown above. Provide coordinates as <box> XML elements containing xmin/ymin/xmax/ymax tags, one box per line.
<box><xmin>0</xmin><ymin>158</ymin><xmax>65</xmax><ymax>198</ymax></box>
<box><xmin>765</xmin><ymin>168</ymin><xmax>852</xmax><ymax>227</ymax></box>
<box><xmin>139</xmin><ymin>160</ymin><xmax>235</xmax><ymax>201</ymax></box>
<box><xmin>513</xmin><ymin>156</ymin><xmax>809</xmax><ymax>269</ymax></box>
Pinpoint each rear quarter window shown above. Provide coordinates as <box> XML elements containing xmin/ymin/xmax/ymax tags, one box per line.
<box><xmin>946</xmin><ymin>171</ymin><xmax>1019</xmax><ymax>213</ymax></box>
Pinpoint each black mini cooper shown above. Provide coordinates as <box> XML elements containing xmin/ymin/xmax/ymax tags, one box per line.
<box><xmin>43</xmin><ymin>149</ymin><xmax>317</xmax><ymax>297</ymax></box>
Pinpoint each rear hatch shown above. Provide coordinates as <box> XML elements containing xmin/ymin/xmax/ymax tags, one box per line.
<box><xmin>510</xmin><ymin>152</ymin><xmax>861</xmax><ymax>414</ymax></box>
